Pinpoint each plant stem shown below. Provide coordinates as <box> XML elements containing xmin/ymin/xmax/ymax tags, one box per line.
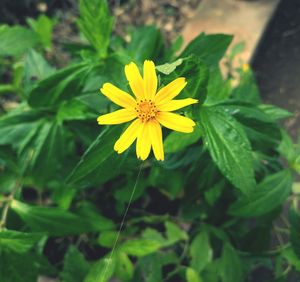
<box><xmin>0</xmin><ymin>180</ymin><xmax>22</xmax><ymax>230</ymax></box>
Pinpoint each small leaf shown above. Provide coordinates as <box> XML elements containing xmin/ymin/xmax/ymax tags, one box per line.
<box><xmin>165</xmin><ymin>221</ymin><xmax>188</xmax><ymax>244</ymax></box>
<box><xmin>0</xmin><ymin>109</ymin><xmax>42</xmax><ymax>148</ymax></box>
<box><xmin>0</xmin><ymin>25</ymin><xmax>39</xmax><ymax>56</ymax></box>
<box><xmin>205</xmin><ymin>68</ymin><xmax>231</xmax><ymax>105</ymax></box>
<box><xmin>156</xmin><ymin>58</ymin><xmax>183</xmax><ymax>75</ymax></box>
<box><xmin>164</xmin><ymin>127</ymin><xmax>201</xmax><ymax>153</ymax></box>
<box><xmin>0</xmin><ymin>230</ymin><xmax>43</xmax><ymax>253</ymax></box>
<box><xmin>127</xmin><ymin>26</ymin><xmax>165</xmax><ymax>62</ymax></box>
<box><xmin>23</xmin><ymin>49</ymin><xmax>55</xmax><ymax>95</ymax></box>
<box><xmin>115</xmin><ymin>252</ymin><xmax>134</xmax><ymax>281</ymax></box>
<box><xmin>259</xmin><ymin>104</ymin><xmax>293</xmax><ymax>121</ymax></box>
<box><xmin>134</xmin><ymin>253</ymin><xmax>163</xmax><ymax>282</ymax></box>
<box><xmin>219</xmin><ymin>243</ymin><xmax>243</xmax><ymax>282</ymax></box>
<box><xmin>57</xmin><ymin>99</ymin><xmax>97</xmax><ymax>122</ymax></box>
<box><xmin>282</xmin><ymin>247</ymin><xmax>300</xmax><ymax>271</ymax></box>
<box><xmin>231</xmin><ymin>66</ymin><xmax>260</xmax><ymax>103</ymax></box>
<box><xmin>84</xmin><ymin>255</ymin><xmax>116</xmax><ymax>282</ymax></box>
<box><xmin>121</xmin><ymin>239</ymin><xmax>161</xmax><ymax>257</ymax></box>
<box><xmin>229</xmin><ymin>170</ymin><xmax>292</xmax><ymax>217</ymax></box>
<box><xmin>98</xmin><ymin>230</ymin><xmax>118</xmax><ymax>248</ymax></box>
<box><xmin>27</xmin><ymin>15</ymin><xmax>56</xmax><ymax>50</ymax></box>
<box><xmin>77</xmin><ymin>0</ymin><xmax>114</xmax><ymax>57</ymax></box>
<box><xmin>61</xmin><ymin>246</ymin><xmax>90</xmax><ymax>282</ymax></box>
<box><xmin>0</xmin><ymin>251</ymin><xmax>39</xmax><ymax>282</ymax></box>
<box><xmin>289</xmin><ymin>207</ymin><xmax>300</xmax><ymax>258</ymax></box>
<box><xmin>11</xmin><ymin>200</ymin><xmax>114</xmax><ymax>236</ymax></box>
<box><xmin>278</xmin><ymin>129</ymin><xmax>295</xmax><ymax>163</ymax></box>
<box><xmin>190</xmin><ymin>230</ymin><xmax>212</xmax><ymax>273</ymax></box>
<box><xmin>166</xmin><ymin>56</ymin><xmax>209</xmax><ymax>102</ymax></box>
<box><xmin>186</xmin><ymin>267</ymin><xmax>203</xmax><ymax>282</ymax></box>
<box><xmin>24</xmin><ymin>121</ymin><xmax>66</xmax><ymax>184</ymax></box>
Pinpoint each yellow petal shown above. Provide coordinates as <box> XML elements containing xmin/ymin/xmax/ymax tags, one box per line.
<box><xmin>97</xmin><ymin>109</ymin><xmax>137</xmax><ymax>125</ymax></box>
<box><xmin>156</xmin><ymin>112</ymin><xmax>195</xmax><ymax>133</ymax></box>
<box><xmin>155</xmin><ymin>77</ymin><xmax>187</xmax><ymax>105</ymax></box>
<box><xmin>125</xmin><ymin>62</ymin><xmax>144</xmax><ymax>99</ymax></box>
<box><xmin>143</xmin><ymin>60</ymin><xmax>157</xmax><ymax>100</ymax></box>
<box><xmin>114</xmin><ymin>119</ymin><xmax>142</xmax><ymax>153</ymax></box>
<box><xmin>148</xmin><ymin>120</ymin><xmax>164</xmax><ymax>161</ymax></box>
<box><xmin>136</xmin><ymin>122</ymin><xmax>151</xmax><ymax>160</ymax></box>
<box><xmin>158</xmin><ymin>98</ymin><xmax>198</xmax><ymax>112</ymax></box>
<box><xmin>100</xmin><ymin>83</ymin><xmax>137</xmax><ymax>109</ymax></box>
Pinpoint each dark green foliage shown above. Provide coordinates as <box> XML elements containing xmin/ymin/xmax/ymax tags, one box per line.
<box><xmin>0</xmin><ymin>0</ymin><xmax>299</xmax><ymax>281</ymax></box>
<box><xmin>199</xmin><ymin>106</ymin><xmax>255</xmax><ymax>193</ymax></box>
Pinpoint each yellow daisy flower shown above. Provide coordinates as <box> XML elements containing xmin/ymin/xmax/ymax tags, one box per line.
<box><xmin>97</xmin><ymin>60</ymin><xmax>198</xmax><ymax>161</ymax></box>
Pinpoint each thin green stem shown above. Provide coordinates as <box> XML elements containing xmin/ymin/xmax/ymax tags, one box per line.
<box><xmin>0</xmin><ymin>180</ymin><xmax>22</xmax><ymax>230</ymax></box>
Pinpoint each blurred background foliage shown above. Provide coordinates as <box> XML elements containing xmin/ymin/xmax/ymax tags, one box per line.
<box><xmin>0</xmin><ymin>0</ymin><xmax>300</xmax><ymax>281</ymax></box>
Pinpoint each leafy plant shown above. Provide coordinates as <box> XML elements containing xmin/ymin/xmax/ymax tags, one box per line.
<box><xmin>0</xmin><ymin>0</ymin><xmax>299</xmax><ymax>281</ymax></box>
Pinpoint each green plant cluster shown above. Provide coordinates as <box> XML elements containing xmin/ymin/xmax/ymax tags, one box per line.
<box><xmin>0</xmin><ymin>0</ymin><xmax>300</xmax><ymax>281</ymax></box>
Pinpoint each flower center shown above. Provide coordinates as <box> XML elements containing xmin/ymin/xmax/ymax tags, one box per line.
<box><xmin>135</xmin><ymin>99</ymin><xmax>158</xmax><ymax>122</ymax></box>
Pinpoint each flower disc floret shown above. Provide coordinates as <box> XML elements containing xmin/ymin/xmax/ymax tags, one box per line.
<box><xmin>135</xmin><ymin>99</ymin><xmax>158</xmax><ymax>122</ymax></box>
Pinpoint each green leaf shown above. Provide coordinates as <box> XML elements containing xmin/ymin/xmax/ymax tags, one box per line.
<box><xmin>181</xmin><ymin>33</ymin><xmax>233</xmax><ymax>67</ymax></box>
<box><xmin>67</xmin><ymin>126</ymin><xmax>123</xmax><ymax>184</ymax></box>
<box><xmin>134</xmin><ymin>253</ymin><xmax>163</xmax><ymax>282</ymax></box>
<box><xmin>52</xmin><ymin>184</ymin><xmax>76</xmax><ymax>210</ymax></box>
<box><xmin>120</xmin><ymin>239</ymin><xmax>162</xmax><ymax>257</ymax></box>
<box><xmin>278</xmin><ymin>129</ymin><xmax>295</xmax><ymax>163</ymax></box>
<box><xmin>229</xmin><ymin>170</ymin><xmax>292</xmax><ymax>217</ymax></box>
<box><xmin>164</xmin><ymin>56</ymin><xmax>209</xmax><ymax>102</ymax></box>
<box><xmin>84</xmin><ymin>255</ymin><xmax>116</xmax><ymax>282</ymax></box>
<box><xmin>205</xmin><ymin>68</ymin><xmax>231</xmax><ymax>105</ymax></box>
<box><xmin>57</xmin><ymin>98</ymin><xmax>97</xmax><ymax>122</ymax></box>
<box><xmin>148</xmin><ymin>166</ymin><xmax>184</xmax><ymax>199</ymax></box>
<box><xmin>282</xmin><ymin>247</ymin><xmax>300</xmax><ymax>272</ymax></box>
<box><xmin>217</xmin><ymin>101</ymin><xmax>281</xmax><ymax>149</ymax></box>
<box><xmin>219</xmin><ymin>243</ymin><xmax>243</xmax><ymax>282</ymax></box>
<box><xmin>259</xmin><ymin>104</ymin><xmax>293</xmax><ymax>121</ymax></box>
<box><xmin>199</xmin><ymin>106</ymin><xmax>255</xmax><ymax>193</ymax></box>
<box><xmin>289</xmin><ymin>207</ymin><xmax>300</xmax><ymax>258</ymax></box>
<box><xmin>0</xmin><ymin>109</ymin><xmax>42</xmax><ymax>148</ymax></box>
<box><xmin>186</xmin><ymin>267</ymin><xmax>203</xmax><ymax>282</ymax></box>
<box><xmin>28</xmin><ymin>63</ymin><xmax>92</xmax><ymax>109</ymax></box>
<box><xmin>11</xmin><ymin>200</ymin><xmax>114</xmax><ymax>236</ymax></box>
<box><xmin>126</xmin><ymin>26</ymin><xmax>165</xmax><ymax>62</ymax></box>
<box><xmin>190</xmin><ymin>230</ymin><xmax>212</xmax><ymax>273</ymax></box>
<box><xmin>98</xmin><ymin>230</ymin><xmax>118</xmax><ymax>248</ymax></box>
<box><xmin>0</xmin><ymin>251</ymin><xmax>39</xmax><ymax>282</ymax></box>
<box><xmin>232</xmin><ymin>66</ymin><xmax>261</xmax><ymax>103</ymax></box>
<box><xmin>77</xmin><ymin>0</ymin><xmax>114</xmax><ymax>57</ymax></box>
<box><xmin>0</xmin><ymin>230</ymin><xmax>43</xmax><ymax>253</ymax></box>
<box><xmin>0</xmin><ymin>25</ymin><xmax>39</xmax><ymax>56</ymax></box>
<box><xmin>23</xmin><ymin>49</ymin><xmax>55</xmax><ymax>95</ymax></box>
<box><xmin>115</xmin><ymin>252</ymin><xmax>134</xmax><ymax>281</ymax></box>
<box><xmin>165</xmin><ymin>221</ymin><xmax>188</xmax><ymax>243</ymax></box>
<box><xmin>156</xmin><ymin>58</ymin><xmax>183</xmax><ymax>75</ymax></box>
<box><xmin>164</xmin><ymin>127</ymin><xmax>201</xmax><ymax>153</ymax></box>
<box><xmin>27</xmin><ymin>15</ymin><xmax>56</xmax><ymax>50</ymax></box>
<box><xmin>228</xmin><ymin>42</ymin><xmax>245</xmax><ymax>60</ymax></box>
<box><xmin>75</xmin><ymin>202</ymin><xmax>115</xmax><ymax>231</ymax></box>
<box><xmin>61</xmin><ymin>246</ymin><xmax>90</xmax><ymax>282</ymax></box>
<box><xmin>204</xmin><ymin>180</ymin><xmax>225</xmax><ymax>206</ymax></box>
<box><xmin>0</xmin><ymin>84</ymin><xmax>18</xmax><ymax>95</ymax></box>
<box><xmin>24</xmin><ymin>121</ymin><xmax>66</xmax><ymax>184</ymax></box>
<box><xmin>142</xmin><ymin>228</ymin><xmax>165</xmax><ymax>245</ymax></box>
